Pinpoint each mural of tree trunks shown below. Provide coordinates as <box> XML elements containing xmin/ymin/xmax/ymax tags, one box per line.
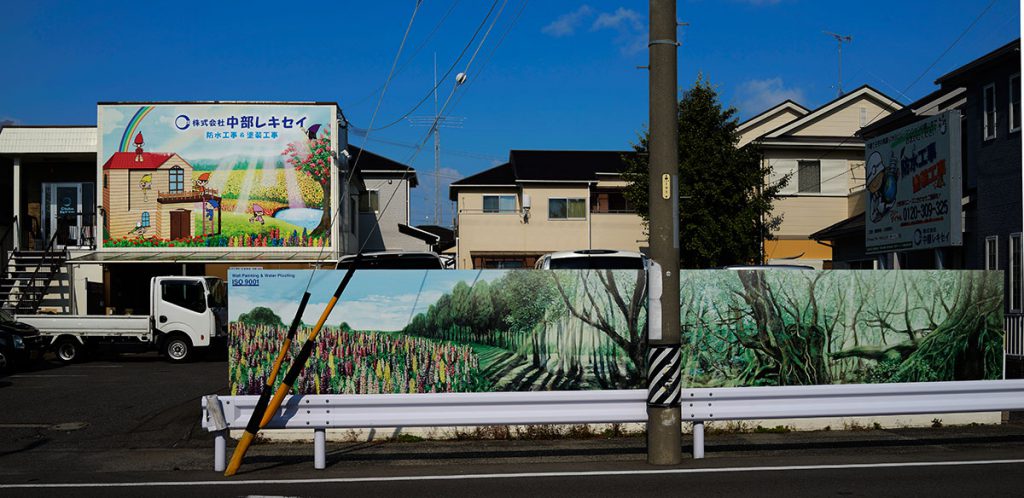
<box><xmin>680</xmin><ymin>270</ymin><xmax>1004</xmax><ymax>387</ymax></box>
<box><xmin>227</xmin><ymin>269</ymin><xmax>1003</xmax><ymax>395</ymax></box>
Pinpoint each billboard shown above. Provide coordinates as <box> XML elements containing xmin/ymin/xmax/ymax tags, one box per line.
<box><xmin>227</xmin><ymin>269</ymin><xmax>1002</xmax><ymax>396</ymax></box>
<box><xmin>98</xmin><ymin>103</ymin><xmax>338</xmax><ymax>249</ymax></box>
<box><xmin>864</xmin><ymin>110</ymin><xmax>962</xmax><ymax>254</ymax></box>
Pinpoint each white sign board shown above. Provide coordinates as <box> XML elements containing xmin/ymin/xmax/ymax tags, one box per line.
<box><xmin>865</xmin><ymin>110</ymin><xmax>962</xmax><ymax>255</ymax></box>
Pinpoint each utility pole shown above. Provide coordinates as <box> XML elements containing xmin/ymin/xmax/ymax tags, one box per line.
<box><xmin>824</xmin><ymin>31</ymin><xmax>852</xmax><ymax>97</ymax></box>
<box><xmin>409</xmin><ymin>54</ymin><xmax>464</xmax><ymax>225</ymax></box>
<box><xmin>647</xmin><ymin>0</ymin><xmax>682</xmax><ymax>465</ymax></box>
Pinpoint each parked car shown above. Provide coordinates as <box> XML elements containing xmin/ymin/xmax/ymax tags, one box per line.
<box><xmin>0</xmin><ymin>308</ymin><xmax>43</xmax><ymax>372</ymax></box>
<box><xmin>335</xmin><ymin>251</ymin><xmax>445</xmax><ymax>270</ymax></box>
<box><xmin>535</xmin><ymin>250</ymin><xmax>650</xmax><ymax>270</ymax></box>
<box><xmin>719</xmin><ymin>264</ymin><xmax>814</xmax><ymax>270</ymax></box>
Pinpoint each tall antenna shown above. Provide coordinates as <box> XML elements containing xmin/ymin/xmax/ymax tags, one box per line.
<box><xmin>823</xmin><ymin>31</ymin><xmax>853</xmax><ymax>97</ymax></box>
<box><xmin>409</xmin><ymin>53</ymin><xmax>464</xmax><ymax>226</ymax></box>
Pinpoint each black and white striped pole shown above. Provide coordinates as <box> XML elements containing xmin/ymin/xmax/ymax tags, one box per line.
<box><xmin>647</xmin><ymin>0</ymin><xmax>682</xmax><ymax>465</ymax></box>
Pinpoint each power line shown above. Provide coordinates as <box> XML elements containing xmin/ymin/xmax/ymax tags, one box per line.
<box><xmin>302</xmin><ymin>0</ymin><xmax>424</xmax><ymax>273</ymax></box>
<box><xmin>351</xmin><ymin>0</ymin><xmax>502</xmax><ymax>133</ymax></box>
<box><xmin>345</xmin><ymin>0</ymin><xmax>463</xmax><ymax>110</ymax></box>
<box><xmin>449</xmin><ymin>0</ymin><xmax>530</xmax><ymax>113</ymax></box>
<box><xmin>768</xmin><ymin>0</ymin><xmax>998</xmax><ymax>193</ymax></box>
<box><xmin>358</xmin><ymin>0</ymin><xmax>509</xmax><ymax>243</ymax></box>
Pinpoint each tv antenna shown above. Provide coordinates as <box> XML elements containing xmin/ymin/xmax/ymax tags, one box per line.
<box><xmin>823</xmin><ymin>31</ymin><xmax>853</xmax><ymax>97</ymax></box>
<box><xmin>409</xmin><ymin>53</ymin><xmax>464</xmax><ymax>226</ymax></box>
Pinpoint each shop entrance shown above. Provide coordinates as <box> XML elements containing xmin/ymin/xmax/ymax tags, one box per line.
<box><xmin>42</xmin><ymin>182</ymin><xmax>95</xmax><ymax>248</ymax></box>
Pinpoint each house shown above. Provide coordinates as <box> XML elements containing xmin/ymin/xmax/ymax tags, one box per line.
<box><xmin>815</xmin><ymin>39</ymin><xmax>1021</xmax><ymax>278</ymax></box>
<box><xmin>737</xmin><ymin>86</ymin><xmax>903</xmax><ymax>268</ymax></box>
<box><xmin>101</xmin><ymin>135</ymin><xmax>223</xmax><ymax>242</ymax></box>
<box><xmin>350</xmin><ymin>145</ymin><xmax>431</xmax><ymax>253</ymax></box>
<box><xmin>0</xmin><ymin>102</ymin><xmax>419</xmax><ymax>315</ymax></box>
<box><xmin>449</xmin><ymin>150</ymin><xmax>646</xmax><ymax>269</ymax></box>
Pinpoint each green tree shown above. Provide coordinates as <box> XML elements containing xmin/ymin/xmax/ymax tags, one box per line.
<box><xmin>237</xmin><ymin>307</ymin><xmax>284</xmax><ymax>328</ymax></box>
<box><xmin>623</xmin><ymin>75</ymin><xmax>789</xmax><ymax>268</ymax></box>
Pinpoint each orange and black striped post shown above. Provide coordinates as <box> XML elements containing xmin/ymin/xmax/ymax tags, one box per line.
<box><xmin>225</xmin><ymin>259</ymin><xmax>359</xmax><ymax>476</ymax></box>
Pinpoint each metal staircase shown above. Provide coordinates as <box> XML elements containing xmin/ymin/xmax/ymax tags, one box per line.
<box><xmin>1</xmin><ymin>225</ymin><xmax>70</xmax><ymax>315</ymax></box>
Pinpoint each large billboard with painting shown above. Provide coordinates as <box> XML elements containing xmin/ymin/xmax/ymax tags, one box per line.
<box><xmin>227</xmin><ymin>269</ymin><xmax>1002</xmax><ymax>395</ymax></box>
<box><xmin>98</xmin><ymin>103</ymin><xmax>338</xmax><ymax>249</ymax></box>
<box><xmin>864</xmin><ymin>110</ymin><xmax>963</xmax><ymax>254</ymax></box>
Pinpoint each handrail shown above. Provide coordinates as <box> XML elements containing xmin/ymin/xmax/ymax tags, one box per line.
<box><xmin>0</xmin><ymin>215</ymin><xmax>17</xmax><ymax>305</ymax></box>
<box><xmin>21</xmin><ymin>229</ymin><xmax>62</xmax><ymax>312</ymax></box>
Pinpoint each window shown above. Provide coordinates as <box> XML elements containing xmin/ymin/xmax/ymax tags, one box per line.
<box><xmin>797</xmin><ymin>160</ymin><xmax>821</xmax><ymax>193</ymax></box>
<box><xmin>985</xmin><ymin>236</ymin><xmax>998</xmax><ymax>270</ymax></box>
<box><xmin>1012</xmin><ymin>233</ymin><xmax>1022</xmax><ymax>312</ymax></box>
<box><xmin>103</xmin><ymin>173</ymin><xmax>108</xmax><ymax>189</ymax></box>
<box><xmin>169</xmin><ymin>166</ymin><xmax>184</xmax><ymax>193</ymax></box>
<box><xmin>141</xmin><ymin>212</ymin><xmax>151</xmax><ymax>228</ymax></box>
<box><xmin>1011</xmin><ymin>74</ymin><xmax>1020</xmax><ymax>133</ymax></box>
<box><xmin>482</xmin><ymin>195</ymin><xmax>516</xmax><ymax>213</ymax></box>
<box><xmin>591</xmin><ymin>190</ymin><xmax>635</xmax><ymax>213</ymax></box>
<box><xmin>359</xmin><ymin>190</ymin><xmax>379</xmax><ymax>213</ymax></box>
<box><xmin>160</xmin><ymin>280</ymin><xmax>207</xmax><ymax>314</ymax></box>
<box><xmin>983</xmin><ymin>83</ymin><xmax>997</xmax><ymax>140</ymax></box>
<box><xmin>549</xmin><ymin>198</ymin><xmax>586</xmax><ymax>219</ymax></box>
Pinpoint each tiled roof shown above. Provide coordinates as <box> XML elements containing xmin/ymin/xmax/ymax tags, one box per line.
<box><xmin>102</xmin><ymin>152</ymin><xmax>177</xmax><ymax>170</ymax></box>
<box><xmin>0</xmin><ymin>126</ymin><xmax>97</xmax><ymax>154</ymax></box>
<box><xmin>449</xmin><ymin>150</ymin><xmax>635</xmax><ymax>199</ymax></box>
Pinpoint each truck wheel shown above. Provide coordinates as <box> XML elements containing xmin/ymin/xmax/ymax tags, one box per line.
<box><xmin>55</xmin><ymin>338</ymin><xmax>83</xmax><ymax>364</ymax></box>
<box><xmin>164</xmin><ymin>335</ymin><xmax>193</xmax><ymax>363</ymax></box>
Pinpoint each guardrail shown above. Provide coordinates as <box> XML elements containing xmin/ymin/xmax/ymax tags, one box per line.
<box><xmin>202</xmin><ymin>390</ymin><xmax>647</xmax><ymax>471</ymax></box>
<box><xmin>1007</xmin><ymin>313</ymin><xmax>1024</xmax><ymax>357</ymax></box>
<box><xmin>683</xmin><ymin>379</ymin><xmax>1024</xmax><ymax>458</ymax></box>
<box><xmin>202</xmin><ymin>379</ymin><xmax>1024</xmax><ymax>470</ymax></box>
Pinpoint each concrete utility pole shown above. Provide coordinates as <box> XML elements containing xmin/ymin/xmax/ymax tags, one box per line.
<box><xmin>647</xmin><ymin>0</ymin><xmax>682</xmax><ymax>465</ymax></box>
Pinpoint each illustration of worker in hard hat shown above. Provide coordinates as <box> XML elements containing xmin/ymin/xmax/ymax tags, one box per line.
<box><xmin>194</xmin><ymin>172</ymin><xmax>211</xmax><ymax>194</ymax></box>
<box><xmin>139</xmin><ymin>173</ymin><xmax>152</xmax><ymax>201</ymax></box>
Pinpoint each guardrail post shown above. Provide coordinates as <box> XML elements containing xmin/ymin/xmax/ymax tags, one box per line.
<box><xmin>692</xmin><ymin>421</ymin><xmax>705</xmax><ymax>459</ymax></box>
<box><xmin>214</xmin><ymin>430</ymin><xmax>227</xmax><ymax>472</ymax></box>
<box><xmin>314</xmin><ymin>428</ymin><xmax>326</xmax><ymax>469</ymax></box>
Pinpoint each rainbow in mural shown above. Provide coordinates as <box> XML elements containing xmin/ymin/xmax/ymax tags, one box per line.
<box><xmin>98</xmin><ymin>103</ymin><xmax>338</xmax><ymax>248</ymax></box>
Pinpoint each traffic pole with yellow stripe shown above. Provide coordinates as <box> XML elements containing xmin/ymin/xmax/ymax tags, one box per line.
<box><xmin>225</xmin><ymin>258</ymin><xmax>359</xmax><ymax>476</ymax></box>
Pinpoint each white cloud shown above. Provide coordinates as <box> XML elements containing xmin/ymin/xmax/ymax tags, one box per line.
<box><xmin>231</xmin><ymin>289</ymin><xmax>444</xmax><ymax>332</ymax></box>
<box><xmin>100</xmin><ymin>108</ymin><xmax>125</xmax><ymax>136</ymax></box>
<box><xmin>734</xmin><ymin>78</ymin><xmax>806</xmax><ymax>116</ymax></box>
<box><xmin>592</xmin><ymin>7</ymin><xmax>643</xmax><ymax>31</ymax></box>
<box><xmin>590</xmin><ymin>7</ymin><xmax>646</xmax><ymax>55</ymax></box>
<box><xmin>541</xmin><ymin>5</ymin><xmax>594</xmax><ymax>37</ymax></box>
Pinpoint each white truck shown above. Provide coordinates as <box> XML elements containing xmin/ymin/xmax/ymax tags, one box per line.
<box><xmin>17</xmin><ymin>276</ymin><xmax>227</xmax><ymax>363</ymax></box>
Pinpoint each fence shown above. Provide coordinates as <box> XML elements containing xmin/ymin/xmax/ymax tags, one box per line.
<box><xmin>202</xmin><ymin>379</ymin><xmax>1024</xmax><ymax>470</ymax></box>
<box><xmin>1007</xmin><ymin>313</ymin><xmax>1024</xmax><ymax>358</ymax></box>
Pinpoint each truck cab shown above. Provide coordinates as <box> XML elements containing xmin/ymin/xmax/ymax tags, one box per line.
<box><xmin>152</xmin><ymin>276</ymin><xmax>228</xmax><ymax>354</ymax></box>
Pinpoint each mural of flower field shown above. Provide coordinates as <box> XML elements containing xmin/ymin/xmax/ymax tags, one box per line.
<box><xmin>228</xmin><ymin>269</ymin><xmax>648</xmax><ymax>395</ymax></box>
<box><xmin>227</xmin><ymin>269</ymin><xmax>1003</xmax><ymax>395</ymax></box>
<box><xmin>98</xmin><ymin>104</ymin><xmax>334</xmax><ymax>248</ymax></box>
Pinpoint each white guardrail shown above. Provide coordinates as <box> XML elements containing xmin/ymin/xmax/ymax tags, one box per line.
<box><xmin>202</xmin><ymin>379</ymin><xmax>1024</xmax><ymax>470</ymax></box>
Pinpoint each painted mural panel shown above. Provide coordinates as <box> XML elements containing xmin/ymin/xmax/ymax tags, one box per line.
<box><xmin>228</xmin><ymin>269</ymin><xmax>648</xmax><ymax>395</ymax></box>
<box><xmin>679</xmin><ymin>270</ymin><xmax>1003</xmax><ymax>387</ymax></box>
<box><xmin>98</xmin><ymin>103</ymin><xmax>336</xmax><ymax>248</ymax></box>
<box><xmin>227</xmin><ymin>269</ymin><xmax>1003</xmax><ymax>395</ymax></box>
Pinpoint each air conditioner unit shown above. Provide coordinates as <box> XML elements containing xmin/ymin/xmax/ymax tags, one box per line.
<box><xmin>522</xmin><ymin>194</ymin><xmax>531</xmax><ymax>209</ymax></box>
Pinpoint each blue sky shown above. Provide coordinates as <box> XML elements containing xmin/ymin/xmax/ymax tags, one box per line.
<box><xmin>228</xmin><ymin>269</ymin><xmax>507</xmax><ymax>331</ymax></box>
<box><xmin>1</xmin><ymin>0</ymin><xmax>1019</xmax><ymax>226</ymax></box>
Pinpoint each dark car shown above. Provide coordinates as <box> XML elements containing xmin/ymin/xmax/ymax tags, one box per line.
<box><xmin>0</xmin><ymin>309</ymin><xmax>43</xmax><ymax>372</ymax></box>
<box><xmin>335</xmin><ymin>251</ymin><xmax>445</xmax><ymax>270</ymax></box>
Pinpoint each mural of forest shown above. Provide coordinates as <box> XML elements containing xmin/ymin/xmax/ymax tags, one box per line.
<box><xmin>680</xmin><ymin>270</ymin><xmax>1004</xmax><ymax>387</ymax></box>
<box><xmin>227</xmin><ymin>269</ymin><xmax>1003</xmax><ymax>396</ymax></box>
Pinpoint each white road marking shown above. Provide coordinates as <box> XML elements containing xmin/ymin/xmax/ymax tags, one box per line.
<box><xmin>1</xmin><ymin>458</ymin><xmax>1022</xmax><ymax>489</ymax></box>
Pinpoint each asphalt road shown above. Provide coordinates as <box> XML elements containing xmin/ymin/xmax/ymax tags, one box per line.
<box><xmin>1</xmin><ymin>356</ymin><xmax>1023</xmax><ymax>497</ymax></box>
